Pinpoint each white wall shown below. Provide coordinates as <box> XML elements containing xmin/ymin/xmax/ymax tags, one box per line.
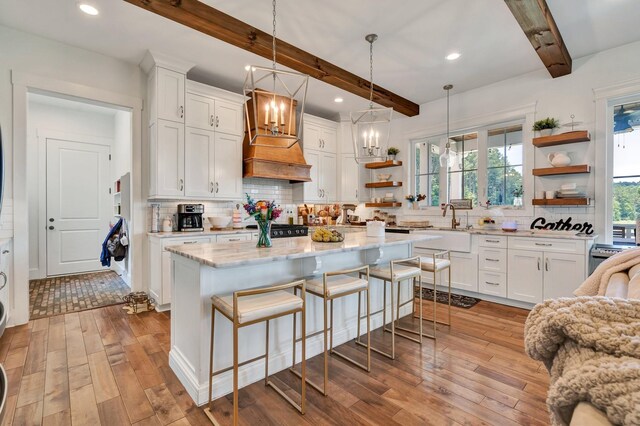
<box><xmin>113</xmin><ymin>110</ymin><xmax>132</xmax><ymax>181</ymax></box>
<box><xmin>384</xmin><ymin>39</ymin><xmax>640</xmax><ymax>236</ymax></box>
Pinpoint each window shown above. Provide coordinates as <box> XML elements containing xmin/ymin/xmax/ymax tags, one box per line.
<box><xmin>412</xmin><ymin>122</ymin><xmax>525</xmax><ymax>208</ymax></box>
<box><xmin>414</xmin><ymin>139</ymin><xmax>440</xmax><ymax>206</ymax></box>
<box><xmin>487</xmin><ymin>126</ymin><xmax>523</xmax><ymax>206</ymax></box>
<box><xmin>448</xmin><ymin>133</ymin><xmax>478</xmax><ymax>205</ymax></box>
<box><xmin>612</xmin><ymin>101</ymin><xmax>640</xmax><ymax>244</ymax></box>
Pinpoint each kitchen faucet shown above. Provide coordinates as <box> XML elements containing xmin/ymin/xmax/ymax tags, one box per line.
<box><xmin>442</xmin><ymin>203</ymin><xmax>461</xmax><ymax>230</ymax></box>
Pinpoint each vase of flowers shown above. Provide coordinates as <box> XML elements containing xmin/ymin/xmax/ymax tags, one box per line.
<box><xmin>243</xmin><ymin>194</ymin><xmax>282</xmax><ymax>248</ymax></box>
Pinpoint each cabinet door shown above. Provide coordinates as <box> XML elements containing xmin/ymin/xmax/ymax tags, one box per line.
<box><xmin>544</xmin><ymin>252</ymin><xmax>586</xmax><ymax>299</ymax></box>
<box><xmin>478</xmin><ymin>271</ymin><xmax>507</xmax><ymax>297</ymax></box>
<box><xmin>303</xmin><ymin>150</ymin><xmax>321</xmax><ymax>202</ymax></box>
<box><xmin>155</xmin><ymin>120</ymin><xmax>185</xmax><ymax>197</ymax></box>
<box><xmin>304</xmin><ymin>123</ymin><xmax>322</xmax><ymax>151</ymax></box>
<box><xmin>157</xmin><ymin>67</ymin><xmax>185</xmax><ymax>123</ymax></box>
<box><xmin>479</xmin><ymin>247</ymin><xmax>507</xmax><ymax>273</ymax></box>
<box><xmin>216</xmin><ymin>234</ymin><xmax>251</xmax><ymax>243</ymax></box>
<box><xmin>320</xmin><ymin>126</ymin><xmax>337</xmax><ymax>153</ymax></box>
<box><xmin>214</xmin><ymin>133</ymin><xmax>243</xmax><ymax>199</ymax></box>
<box><xmin>320</xmin><ymin>152</ymin><xmax>337</xmax><ymax>201</ymax></box>
<box><xmin>149</xmin><ymin>238</ymin><xmax>162</xmax><ymax>303</ymax></box>
<box><xmin>340</xmin><ymin>153</ymin><xmax>360</xmax><ymax>202</ymax></box>
<box><xmin>446</xmin><ymin>251</ymin><xmax>478</xmax><ymax>292</ymax></box>
<box><xmin>507</xmin><ymin>249</ymin><xmax>543</xmax><ymax>303</ymax></box>
<box><xmin>215</xmin><ymin>99</ymin><xmax>243</xmax><ymax>136</ymax></box>
<box><xmin>186</xmin><ymin>93</ymin><xmax>215</xmax><ymax>130</ymax></box>
<box><xmin>184</xmin><ymin>127</ymin><xmax>215</xmax><ymax>198</ymax></box>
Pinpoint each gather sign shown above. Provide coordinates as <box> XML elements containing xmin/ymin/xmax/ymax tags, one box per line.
<box><xmin>530</xmin><ymin>217</ymin><xmax>595</xmax><ymax>235</ymax></box>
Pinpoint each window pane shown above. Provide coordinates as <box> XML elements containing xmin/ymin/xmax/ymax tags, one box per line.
<box><xmin>486</xmin><ymin>125</ymin><xmax>523</xmax><ymax>206</ymax></box>
<box><xmin>487</xmin><ymin>132</ymin><xmax>505</xmax><ymax>168</ymax></box>
<box><xmin>418</xmin><ymin>174</ymin><xmax>441</xmax><ymax>206</ymax></box>
<box><xmin>415</xmin><ymin>140</ymin><xmax>440</xmax><ymax>175</ymax></box>
<box><xmin>487</xmin><ymin>168</ymin><xmax>505</xmax><ymax>205</ymax></box>
<box><xmin>448</xmin><ymin>133</ymin><xmax>478</xmax><ymax>204</ymax></box>
<box><xmin>463</xmin><ymin>171</ymin><xmax>478</xmax><ymax>205</ymax></box>
<box><xmin>506</xmin><ymin>165</ymin><xmax>523</xmax><ymax>205</ymax></box>
<box><xmin>448</xmin><ymin>171</ymin><xmax>463</xmax><ymax>200</ymax></box>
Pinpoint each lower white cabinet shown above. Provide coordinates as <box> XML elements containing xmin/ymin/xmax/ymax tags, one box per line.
<box><xmin>478</xmin><ymin>245</ymin><xmax>507</xmax><ymax>298</ymax></box>
<box><xmin>415</xmin><ymin>248</ymin><xmax>478</xmax><ymax>292</ymax></box>
<box><xmin>507</xmin><ymin>248</ymin><xmax>586</xmax><ymax>304</ymax></box>
<box><xmin>479</xmin><ymin>270</ymin><xmax>507</xmax><ymax>298</ymax></box>
<box><xmin>216</xmin><ymin>233</ymin><xmax>251</xmax><ymax>243</ymax></box>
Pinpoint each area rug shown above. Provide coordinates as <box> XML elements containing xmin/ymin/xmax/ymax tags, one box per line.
<box><xmin>415</xmin><ymin>287</ymin><xmax>480</xmax><ymax>309</ymax></box>
<box><xmin>29</xmin><ymin>270</ymin><xmax>130</xmax><ymax>319</ymax></box>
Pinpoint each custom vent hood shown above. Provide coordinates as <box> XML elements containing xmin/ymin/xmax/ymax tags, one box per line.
<box><xmin>242</xmin><ymin>92</ymin><xmax>311</xmax><ymax>182</ymax></box>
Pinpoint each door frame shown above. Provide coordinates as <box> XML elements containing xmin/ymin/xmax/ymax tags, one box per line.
<box><xmin>35</xmin><ymin>130</ymin><xmax>113</xmax><ymax>279</ymax></box>
<box><xmin>12</xmin><ymin>71</ymin><xmax>144</xmax><ymax>326</ymax></box>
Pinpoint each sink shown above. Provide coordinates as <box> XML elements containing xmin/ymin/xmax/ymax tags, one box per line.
<box><xmin>413</xmin><ymin>229</ymin><xmax>472</xmax><ymax>253</ymax></box>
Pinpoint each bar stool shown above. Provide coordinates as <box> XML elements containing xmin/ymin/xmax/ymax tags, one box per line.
<box><xmin>414</xmin><ymin>250</ymin><xmax>452</xmax><ymax>327</ymax></box>
<box><xmin>356</xmin><ymin>256</ymin><xmax>424</xmax><ymax>360</ymax></box>
<box><xmin>290</xmin><ymin>265</ymin><xmax>370</xmax><ymax>396</ymax></box>
<box><xmin>205</xmin><ymin>279</ymin><xmax>307</xmax><ymax>426</ymax></box>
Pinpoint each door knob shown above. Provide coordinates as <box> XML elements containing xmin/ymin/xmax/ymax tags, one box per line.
<box><xmin>48</xmin><ymin>226</ymin><xmax>55</xmax><ymax>230</ymax></box>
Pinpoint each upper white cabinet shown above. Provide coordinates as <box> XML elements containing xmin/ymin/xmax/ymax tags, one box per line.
<box><xmin>294</xmin><ymin>114</ymin><xmax>339</xmax><ymax>202</ymax></box>
<box><xmin>156</xmin><ymin>67</ymin><xmax>185</xmax><ymax>123</ymax></box>
<box><xmin>340</xmin><ymin>153</ymin><xmax>364</xmax><ymax>203</ymax></box>
<box><xmin>149</xmin><ymin>120</ymin><xmax>185</xmax><ymax>198</ymax></box>
<box><xmin>214</xmin><ymin>132</ymin><xmax>243</xmax><ymax>199</ymax></box>
<box><xmin>185</xmin><ymin>90</ymin><xmax>243</xmax><ymax>136</ymax></box>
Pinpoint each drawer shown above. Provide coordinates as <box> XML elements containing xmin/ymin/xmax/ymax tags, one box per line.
<box><xmin>478</xmin><ymin>270</ymin><xmax>507</xmax><ymax>298</ymax></box>
<box><xmin>162</xmin><ymin>237</ymin><xmax>212</xmax><ymax>250</ymax></box>
<box><xmin>478</xmin><ymin>247</ymin><xmax>507</xmax><ymax>273</ymax></box>
<box><xmin>508</xmin><ymin>237</ymin><xmax>585</xmax><ymax>255</ymax></box>
<box><xmin>478</xmin><ymin>235</ymin><xmax>507</xmax><ymax>248</ymax></box>
<box><xmin>216</xmin><ymin>234</ymin><xmax>251</xmax><ymax>243</ymax></box>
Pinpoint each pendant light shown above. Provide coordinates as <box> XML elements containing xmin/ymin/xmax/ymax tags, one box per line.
<box><xmin>351</xmin><ymin>34</ymin><xmax>393</xmax><ymax>164</ymax></box>
<box><xmin>439</xmin><ymin>84</ymin><xmax>454</xmax><ymax>167</ymax></box>
<box><xmin>243</xmin><ymin>0</ymin><xmax>309</xmax><ymax>149</ymax></box>
<box><xmin>614</xmin><ymin>105</ymin><xmax>634</xmax><ymax>135</ymax></box>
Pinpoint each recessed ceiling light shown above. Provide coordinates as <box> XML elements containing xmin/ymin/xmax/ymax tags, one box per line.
<box><xmin>78</xmin><ymin>3</ymin><xmax>99</xmax><ymax>15</ymax></box>
<box><xmin>446</xmin><ymin>52</ymin><xmax>461</xmax><ymax>61</ymax></box>
<box><xmin>334</xmin><ymin>97</ymin><xmax>344</xmax><ymax>103</ymax></box>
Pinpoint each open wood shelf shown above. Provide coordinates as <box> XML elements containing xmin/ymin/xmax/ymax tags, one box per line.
<box><xmin>365</xmin><ymin>202</ymin><xmax>403</xmax><ymax>208</ymax></box>
<box><xmin>365</xmin><ymin>181</ymin><xmax>403</xmax><ymax>188</ymax></box>
<box><xmin>532</xmin><ymin>198</ymin><xmax>590</xmax><ymax>206</ymax></box>
<box><xmin>365</xmin><ymin>160</ymin><xmax>403</xmax><ymax>169</ymax></box>
<box><xmin>532</xmin><ymin>130</ymin><xmax>590</xmax><ymax>147</ymax></box>
<box><xmin>532</xmin><ymin>164</ymin><xmax>590</xmax><ymax>176</ymax></box>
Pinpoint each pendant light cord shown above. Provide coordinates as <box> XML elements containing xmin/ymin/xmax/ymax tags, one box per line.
<box><xmin>369</xmin><ymin>39</ymin><xmax>374</xmax><ymax>109</ymax></box>
<box><xmin>272</xmin><ymin>0</ymin><xmax>277</xmax><ymax>70</ymax></box>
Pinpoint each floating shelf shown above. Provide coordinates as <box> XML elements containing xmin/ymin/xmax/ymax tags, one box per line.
<box><xmin>365</xmin><ymin>160</ymin><xmax>403</xmax><ymax>169</ymax></box>
<box><xmin>365</xmin><ymin>181</ymin><xmax>403</xmax><ymax>188</ymax></box>
<box><xmin>532</xmin><ymin>164</ymin><xmax>591</xmax><ymax>176</ymax></box>
<box><xmin>365</xmin><ymin>202</ymin><xmax>403</xmax><ymax>208</ymax></box>
<box><xmin>532</xmin><ymin>198</ymin><xmax>590</xmax><ymax>206</ymax></box>
<box><xmin>532</xmin><ymin>130</ymin><xmax>590</xmax><ymax>147</ymax></box>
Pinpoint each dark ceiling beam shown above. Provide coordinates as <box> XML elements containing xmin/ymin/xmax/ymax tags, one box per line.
<box><xmin>124</xmin><ymin>0</ymin><xmax>420</xmax><ymax>117</ymax></box>
<box><xmin>504</xmin><ymin>0</ymin><xmax>572</xmax><ymax>78</ymax></box>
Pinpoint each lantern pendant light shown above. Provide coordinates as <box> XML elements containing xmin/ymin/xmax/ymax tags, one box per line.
<box><xmin>351</xmin><ymin>34</ymin><xmax>393</xmax><ymax>164</ymax></box>
<box><xmin>243</xmin><ymin>0</ymin><xmax>309</xmax><ymax>149</ymax></box>
<box><xmin>439</xmin><ymin>84</ymin><xmax>454</xmax><ymax>168</ymax></box>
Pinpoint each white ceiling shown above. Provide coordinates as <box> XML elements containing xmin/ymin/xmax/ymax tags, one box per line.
<box><xmin>2</xmin><ymin>0</ymin><xmax>640</xmax><ymax>119</ymax></box>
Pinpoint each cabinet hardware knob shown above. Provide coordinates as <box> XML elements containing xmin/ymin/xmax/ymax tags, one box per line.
<box><xmin>216</xmin><ymin>182</ymin><xmax>219</xmax><ymax>193</ymax></box>
<box><xmin>545</xmin><ymin>258</ymin><xmax>549</xmax><ymax>271</ymax></box>
<box><xmin>49</xmin><ymin>218</ymin><xmax>55</xmax><ymax>222</ymax></box>
<box><xmin>535</xmin><ymin>242</ymin><xmax>552</xmax><ymax>246</ymax></box>
<box><xmin>184</xmin><ymin>241</ymin><xmax>198</xmax><ymax>244</ymax></box>
<box><xmin>537</xmin><ymin>258</ymin><xmax>541</xmax><ymax>270</ymax></box>
<box><xmin>1</xmin><ymin>250</ymin><xmax>8</xmax><ymax>254</ymax></box>
<box><xmin>0</xmin><ymin>272</ymin><xmax>6</xmax><ymax>291</ymax></box>
<box><xmin>179</xmin><ymin>178</ymin><xmax>184</xmax><ymax>191</ymax></box>
<box><xmin>210</xmin><ymin>115</ymin><xmax>215</xmax><ymax>127</ymax></box>
<box><xmin>179</xmin><ymin>106</ymin><xmax>184</xmax><ymax>118</ymax></box>
<box><xmin>48</xmin><ymin>226</ymin><xmax>55</xmax><ymax>230</ymax></box>
<box><xmin>485</xmin><ymin>258</ymin><xmax>499</xmax><ymax>262</ymax></box>
<box><xmin>210</xmin><ymin>182</ymin><xmax>214</xmax><ymax>193</ymax></box>
<box><xmin>215</xmin><ymin>116</ymin><xmax>220</xmax><ymax>127</ymax></box>
<box><xmin>486</xmin><ymin>239</ymin><xmax>500</xmax><ymax>243</ymax></box>
<box><xmin>486</xmin><ymin>281</ymin><xmax>500</xmax><ymax>286</ymax></box>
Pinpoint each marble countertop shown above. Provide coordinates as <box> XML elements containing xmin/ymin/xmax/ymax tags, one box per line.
<box><xmin>148</xmin><ymin>228</ymin><xmax>254</xmax><ymax>238</ymax></box>
<box><xmin>467</xmin><ymin>228</ymin><xmax>596</xmax><ymax>240</ymax></box>
<box><xmin>167</xmin><ymin>233</ymin><xmax>438</xmax><ymax>269</ymax></box>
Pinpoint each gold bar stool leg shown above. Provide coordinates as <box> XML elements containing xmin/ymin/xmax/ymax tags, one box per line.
<box><xmin>207</xmin><ymin>307</ymin><xmax>215</xmax><ymax>411</ymax></box>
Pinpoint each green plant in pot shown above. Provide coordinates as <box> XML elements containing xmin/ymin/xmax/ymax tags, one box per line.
<box><xmin>532</xmin><ymin>118</ymin><xmax>560</xmax><ymax>137</ymax></box>
<box><xmin>387</xmin><ymin>147</ymin><xmax>400</xmax><ymax>160</ymax></box>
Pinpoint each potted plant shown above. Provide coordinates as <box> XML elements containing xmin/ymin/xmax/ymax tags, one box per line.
<box><xmin>532</xmin><ymin>118</ymin><xmax>560</xmax><ymax>137</ymax></box>
<box><xmin>387</xmin><ymin>147</ymin><xmax>400</xmax><ymax>160</ymax></box>
<box><xmin>512</xmin><ymin>185</ymin><xmax>523</xmax><ymax>207</ymax></box>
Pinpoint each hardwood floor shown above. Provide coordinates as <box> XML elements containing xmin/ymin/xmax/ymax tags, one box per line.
<box><xmin>0</xmin><ymin>300</ymin><xmax>550</xmax><ymax>425</ymax></box>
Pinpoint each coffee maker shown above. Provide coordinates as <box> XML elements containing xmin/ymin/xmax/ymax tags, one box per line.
<box><xmin>177</xmin><ymin>204</ymin><xmax>204</xmax><ymax>232</ymax></box>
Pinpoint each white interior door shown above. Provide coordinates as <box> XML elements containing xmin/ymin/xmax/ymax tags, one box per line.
<box><xmin>46</xmin><ymin>139</ymin><xmax>111</xmax><ymax>276</ymax></box>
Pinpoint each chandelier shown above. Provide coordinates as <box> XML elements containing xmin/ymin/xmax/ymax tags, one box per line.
<box><xmin>351</xmin><ymin>34</ymin><xmax>393</xmax><ymax>164</ymax></box>
<box><xmin>243</xmin><ymin>0</ymin><xmax>309</xmax><ymax>149</ymax></box>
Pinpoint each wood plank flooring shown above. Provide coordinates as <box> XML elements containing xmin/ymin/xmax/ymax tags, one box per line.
<box><xmin>0</xmin><ymin>300</ymin><xmax>550</xmax><ymax>425</ymax></box>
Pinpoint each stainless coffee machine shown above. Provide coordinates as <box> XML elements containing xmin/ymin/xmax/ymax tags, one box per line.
<box><xmin>177</xmin><ymin>204</ymin><xmax>204</xmax><ymax>232</ymax></box>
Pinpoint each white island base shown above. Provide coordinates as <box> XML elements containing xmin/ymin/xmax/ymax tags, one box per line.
<box><xmin>167</xmin><ymin>233</ymin><xmax>436</xmax><ymax>405</ymax></box>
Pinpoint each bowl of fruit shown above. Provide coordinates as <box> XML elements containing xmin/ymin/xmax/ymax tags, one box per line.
<box><xmin>311</xmin><ymin>228</ymin><xmax>344</xmax><ymax>243</ymax></box>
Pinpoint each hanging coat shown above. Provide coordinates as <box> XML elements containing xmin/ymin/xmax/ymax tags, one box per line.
<box><xmin>101</xmin><ymin>218</ymin><xmax>123</xmax><ymax>267</ymax></box>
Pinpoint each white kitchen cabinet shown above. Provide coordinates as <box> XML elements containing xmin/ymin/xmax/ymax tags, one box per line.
<box><xmin>320</xmin><ymin>152</ymin><xmax>337</xmax><ymax>201</ymax></box>
<box><xmin>479</xmin><ymin>270</ymin><xmax>507</xmax><ymax>297</ymax></box>
<box><xmin>149</xmin><ymin>236</ymin><xmax>213</xmax><ymax>311</ymax></box>
<box><xmin>216</xmin><ymin>233</ymin><xmax>251</xmax><ymax>243</ymax></box>
<box><xmin>478</xmin><ymin>241</ymin><xmax>508</xmax><ymax>298</ymax></box>
<box><xmin>303</xmin><ymin>115</ymin><xmax>338</xmax><ymax>153</ymax></box>
<box><xmin>340</xmin><ymin>153</ymin><xmax>361</xmax><ymax>202</ymax></box>
<box><xmin>415</xmin><ymin>248</ymin><xmax>478</xmax><ymax>293</ymax></box>
<box><xmin>157</xmin><ymin>67</ymin><xmax>185</xmax><ymax>123</ymax></box>
<box><xmin>186</xmin><ymin>92</ymin><xmax>243</xmax><ymax>136</ymax></box>
<box><xmin>214</xmin><ymin>133</ymin><xmax>243</xmax><ymax>199</ymax></box>
<box><xmin>544</xmin><ymin>252</ymin><xmax>586</xmax><ymax>300</ymax></box>
<box><xmin>0</xmin><ymin>240</ymin><xmax>11</xmax><ymax>326</ymax></box>
<box><xmin>184</xmin><ymin>127</ymin><xmax>215</xmax><ymax>198</ymax></box>
<box><xmin>149</xmin><ymin>120</ymin><xmax>185</xmax><ymax>198</ymax></box>
<box><xmin>507</xmin><ymin>249</ymin><xmax>543</xmax><ymax>303</ymax></box>
<box><xmin>293</xmin><ymin>150</ymin><xmax>337</xmax><ymax>202</ymax></box>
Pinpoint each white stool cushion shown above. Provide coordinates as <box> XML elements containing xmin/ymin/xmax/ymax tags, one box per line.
<box><xmin>306</xmin><ymin>275</ymin><xmax>368</xmax><ymax>297</ymax></box>
<box><xmin>370</xmin><ymin>265</ymin><xmax>421</xmax><ymax>281</ymax></box>
<box><xmin>212</xmin><ymin>290</ymin><xmax>303</xmax><ymax>324</ymax></box>
<box><xmin>418</xmin><ymin>257</ymin><xmax>451</xmax><ymax>272</ymax></box>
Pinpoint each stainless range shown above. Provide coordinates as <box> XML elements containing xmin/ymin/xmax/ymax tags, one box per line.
<box><xmin>246</xmin><ymin>224</ymin><xmax>308</xmax><ymax>238</ymax></box>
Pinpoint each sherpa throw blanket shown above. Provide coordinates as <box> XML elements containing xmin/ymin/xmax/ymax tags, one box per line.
<box><xmin>575</xmin><ymin>247</ymin><xmax>640</xmax><ymax>296</ymax></box>
<box><xmin>525</xmin><ymin>297</ymin><xmax>640</xmax><ymax>425</ymax></box>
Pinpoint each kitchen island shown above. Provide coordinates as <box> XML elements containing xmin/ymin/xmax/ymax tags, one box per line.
<box><xmin>166</xmin><ymin>231</ymin><xmax>438</xmax><ymax>405</ymax></box>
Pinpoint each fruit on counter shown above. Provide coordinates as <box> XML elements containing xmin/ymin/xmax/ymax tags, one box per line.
<box><xmin>312</xmin><ymin>228</ymin><xmax>344</xmax><ymax>243</ymax></box>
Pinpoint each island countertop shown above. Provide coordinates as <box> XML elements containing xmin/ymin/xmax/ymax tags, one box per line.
<box><xmin>166</xmin><ymin>232</ymin><xmax>438</xmax><ymax>269</ymax></box>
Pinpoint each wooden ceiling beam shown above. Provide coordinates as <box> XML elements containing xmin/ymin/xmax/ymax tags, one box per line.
<box><xmin>124</xmin><ymin>0</ymin><xmax>420</xmax><ymax>117</ymax></box>
<box><xmin>504</xmin><ymin>0</ymin><xmax>572</xmax><ymax>78</ymax></box>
